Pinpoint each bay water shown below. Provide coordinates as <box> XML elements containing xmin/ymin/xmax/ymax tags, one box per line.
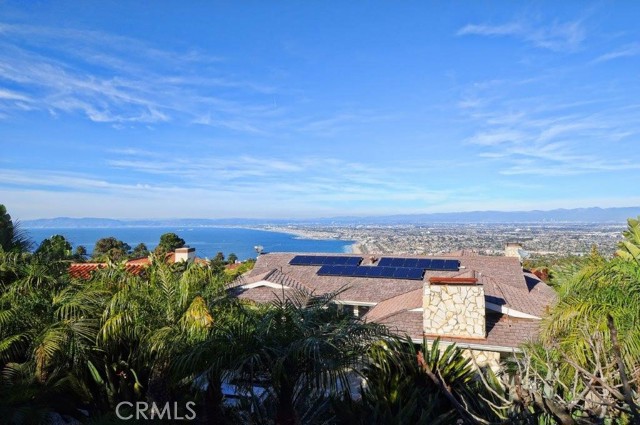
<box><xmin>25</xmin><ymin>227</ymin><xmax>354</xmax><ymax>261</ymax></box>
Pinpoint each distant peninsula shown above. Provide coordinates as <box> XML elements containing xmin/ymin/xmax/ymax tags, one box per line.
<box><xmin>22</xmin><ymin>206</ymin><xmax>640</xmax><ymax>228</ymax></box>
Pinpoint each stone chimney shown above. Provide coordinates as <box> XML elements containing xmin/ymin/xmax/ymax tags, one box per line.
<box><xmin>505</xmin><ymin>242</ymin><xmax>523</xmax><ymax>260</ymax></box>
<box><xmin>423</xmin><ymin>274</ymin><xmax>485</xmax><ymax>339</ymax></box>
<box><xmin>174</xmin><ymin>247</ymin><xmax>196</xmax><ymax>263</ymax></box>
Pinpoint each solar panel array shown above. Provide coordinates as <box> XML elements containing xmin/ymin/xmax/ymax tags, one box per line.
<box><xmin>289</xmin><ymin>255</ymin><xmax>363</xmax><ymax>266</ymax></box>
<box><xmin>289</xmin><ymin>255</ymin><xmax>459</xmax><ymax>281</ymax></box>
<box><xmin>317</xmin><ymin>265</ymin><xmax>425</xmax><ymax>280</ymax></box>
<box><xmin>377</xmin><ymin>257</ymin><xmax>460</xmax><ymax>271</ymax></box>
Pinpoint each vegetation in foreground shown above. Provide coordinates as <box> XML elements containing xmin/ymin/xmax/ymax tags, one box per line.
<box><xmin>1</xmin><ymin>204</ymin><xmax>639</xmax><ymax>424</ymax></box>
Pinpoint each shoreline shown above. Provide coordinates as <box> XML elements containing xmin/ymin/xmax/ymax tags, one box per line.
<box><xmin>248</xmin><ymin>225</ymin><xmax>366</xmax><ymax>255</ymax></box>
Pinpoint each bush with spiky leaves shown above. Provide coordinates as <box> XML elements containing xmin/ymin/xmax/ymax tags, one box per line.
<box><xmin>333</xmin><ymin>337</ymin><xmax>516</xmax><ymax>425</ymax></box>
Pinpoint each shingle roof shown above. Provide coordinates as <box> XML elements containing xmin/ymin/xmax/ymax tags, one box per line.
<box><xmin>246</xmin><ymin>252</ymin><xmax>556</xmax><ymax>318</ymax></box>
<box><xmin>235</xmin><ymin>252</ymin><xmax>556</xmax><ymax>350</ymax></box>
<box><xmin>375</xmin><ymin>310</ymin><xmax>541</xmax><ymax>349</ymax></box>
<box><xmin>424</xmin><ymin>312</ymin><xmax>542</xmax><ymax>349</ymax></box>
<box><xmin>365</xmin><ymin>288</ymin><xmax>422</xmax><ymax>322</ymax></box>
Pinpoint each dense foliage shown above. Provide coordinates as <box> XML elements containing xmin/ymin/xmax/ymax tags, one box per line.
<box><xmin>1</xmin><ymin>205</ymin><xmax>639</xmax><ymax>424</ymax></box>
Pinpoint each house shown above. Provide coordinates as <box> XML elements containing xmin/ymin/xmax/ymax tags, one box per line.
<box><xmin>229</xmin><ymin>245</ymin><xmax>556</xmax><ymax>368</ymax></box>
<box><xmin>69</xmin><ymin>247</ymin><xmax>206</xmax><ymax>278</ymax></box>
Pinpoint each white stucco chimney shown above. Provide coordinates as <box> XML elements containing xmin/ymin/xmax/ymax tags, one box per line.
<box><xmin>174</xmin><ymin>247</ymin><xmax>196</xmax><ymax>263</ymax></box>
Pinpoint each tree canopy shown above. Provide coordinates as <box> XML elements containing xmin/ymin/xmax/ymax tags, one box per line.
<box><xmin>34</xmin><ymin>234</ymin><xmax>73</xmax><ymax>261</ymax></box>
<box><xmin>92</xmin><ymin>236</ymin><xmax>131</xmax><ymax>262</ymax></box>
<box><xmin>130</xmin><ymin>242</ymin><xmax>150</xmax><ymax>259</ymax></box>
<box><xmin>0</xmin><ymin>204</ymin><xmax>31</xmax><ymax>253</ymax></box>
<box><xmin>154</xmin><ymin>232</ymin><xmax>185</xmax><ymax>256</ymax></box>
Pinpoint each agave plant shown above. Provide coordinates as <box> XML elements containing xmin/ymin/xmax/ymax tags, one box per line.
<box><xmin>334</xmin><ymin>336</ymin><xmax>512</xmax><ymax>425</ymax></box>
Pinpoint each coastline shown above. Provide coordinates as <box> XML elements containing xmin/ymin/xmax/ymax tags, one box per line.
<box><xmin>250</xmin><ymin>225</ymin><xmax>362</xmax><ymax>254</ymax></box>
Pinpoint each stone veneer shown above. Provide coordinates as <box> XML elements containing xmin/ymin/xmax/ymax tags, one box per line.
<box><xmin>423</xmin><ymin>280</ymin><xmax>485</xmax><ymax>339</ymax></box>
<box><xmin>461</xmin><ymin>349</ymin><xmax>500</xmax><ymax>372</ymax></box>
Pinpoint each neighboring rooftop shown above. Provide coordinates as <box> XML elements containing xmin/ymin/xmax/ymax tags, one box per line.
<box><xmin>68</xmin><ymin>248</ymin><xmax>208</xmax><ymax>279</ymax></box>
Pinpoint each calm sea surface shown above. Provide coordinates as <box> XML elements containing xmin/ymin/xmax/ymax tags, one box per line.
<box><xmin>25</xmin><ymin>227</ymin><xmax>354</xmax><ymax>260</ymax></box>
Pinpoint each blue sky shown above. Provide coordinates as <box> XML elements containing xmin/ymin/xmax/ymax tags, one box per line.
<box><xmin>1</xmin><ymin>1</ymin><xmax>639</xmax><ymax>219</ymax></box>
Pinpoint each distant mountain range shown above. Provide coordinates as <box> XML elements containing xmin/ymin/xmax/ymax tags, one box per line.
<box><xmin>22</xmin><ymin>207</ymin><xmax>640</xmax><ymax>228</ymax></box>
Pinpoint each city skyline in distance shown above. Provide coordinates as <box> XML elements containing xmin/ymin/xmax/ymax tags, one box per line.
<box><xmin>2</xmin><ymin>2</ymin><xmax>640</xmax><ymax>219</ymax></box>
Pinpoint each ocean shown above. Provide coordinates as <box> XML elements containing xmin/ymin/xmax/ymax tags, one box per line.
<box><xmin>25</xmin><ymin>227</ymin><xmax>354</xmax><ymax>261</ymax></box>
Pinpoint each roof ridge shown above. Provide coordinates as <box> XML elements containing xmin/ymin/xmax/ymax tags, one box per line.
<box><xmin>267</xmin><ymin>268</ymin><xmax>311</xmax><ymax>293</ymax></box>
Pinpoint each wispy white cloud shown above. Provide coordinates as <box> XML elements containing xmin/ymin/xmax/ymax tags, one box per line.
<box><xmin>0</xmin><ymin>22</ymin><xmax>284</xmax><ymax>130</ymax></box>
<box><xmin>0</xmin><ymin>21</ymin><xmax>391</xmax><ymax>139</ymax></box>
<box><xmin>0</xmin><ymin>88</ymin><xmax>30</xmax><ymax>101</ymax></box>
<box><xmin>594</xmin><ymin>42</ymin><xmax>640</xmax><ymax>63</ymax></box>
<box><xmin>458</xmin><ymin>75</ymin><xmax>640</xmax><ymax>177</ymax></box>
<box><xmin>0</xmin><ymin>140</ymin><xmax>467</xmax><ymax>214</ymax></box>
<box><xmin>457</xmin><ymin>20</ymin><xmax>586</xmax><ymax>52</ymax></box>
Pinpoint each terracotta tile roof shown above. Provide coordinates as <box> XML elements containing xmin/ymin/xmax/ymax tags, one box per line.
<box><xmin>69</xmin><ymin>262</ymin><xmax>151</xmax><ymax>278</ymax></box>
<box><xmin>69</xmin><ymin>251</ymin><xmax>209</xmax><ymax>279</ymax></box>
<box><xmin>127</xmin><ymin>257</ymin><xmax>152</xmax><ymax>265</ymax></box>
<box><xmin>69</xmin><ymin>263</ymin><xmax>106</xmax><ymax>279</ymax></box>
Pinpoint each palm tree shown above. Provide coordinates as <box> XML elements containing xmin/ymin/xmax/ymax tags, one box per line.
<box><xmin>541</xmin><ymin>253</ymin><xmax>640</xmax><ymax>371</ymax></box>
<box><xmin>539</xmin><ymin>219</ymin><xmax>640</xmax><ymax>422</ymax></box>
<box><xmin>0</xmin><ymin>204</ymin><xmax>31</xmax><ymax>253</ymax></box>
<box><xmin>0</xmin><ymin>249</ymin><xmax>106</xmax><ymax>422</ymax></box>
<box><xmin>180</xmin><ymin>288</ymin><xmax>392</xmax><ymax>425</ymax></box>
<box><xmin>617</xmin><ymin>215</ymin><xmax>640</xmax><ymax>262</ymax></box>
<box><xmin>99</xmin><ymin>258</ymin><xmax>227</xmax><ymax>406</ymax></box>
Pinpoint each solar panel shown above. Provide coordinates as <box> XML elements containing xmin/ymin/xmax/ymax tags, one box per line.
<box><xmin>380</xmin><ymin>267</ymin><xmax>397</xmax><ymax>277</ymax></box>
<box><xmin>367</xmin><ymin>267</ymin><xmax>384</xmax><ymax>277</ymax></box>
<box><xmin>389</xmin><ymin>258</ymin><xmax>405</xmax><ymax>267</ymax></box>
<box><xmin>353</xmin><ymin>267</ymin><xmax>369</xmax><ymax>277</ymax></box>
<box><xmin>316</xmin><ymin>265</ymin><xmax>425</xmax><ymax>280</ymax></box>
<box><xmin>442</xmin><ymin>260</ymin><xmax>460</xmax><ymax>271</ymax></box>
<box><xmin>341</xmin><ymin>265</ymin><xmax>358</xmax><ymax>276</ymax></box>
<box><xmin>429</xmin><ymin>259</ymin><xmax>445</xmax><ymax>270</ymax></box>
<box><xmin>345</xmin><ymin>256</ymin><xmax>459</xmax><ymax>273</ymax></box>
<box><xmin>393</xmin><ymin>268</ymin><xmax>410</xmax><ymax>279</ymax></box>
<box><xmin>290</xmin><ymin>255</ymin><xmax>364</xmax><ymax>266</ymax></box>
<box><xmin>404</xmin><ymin>258</ymin><xmax>419</xmax><ymax>268</ymax></box>
<box><xmin>317</xmin><ymin>265</ymin><xmax>334</xmax><ymax>275</ymax></box>
<box><xmin>289</xmin><ymin>255</ymin><xmax>307</xmax><ymax>265</ymax></box>
<box><xmin>406</xmin><ymin>268</ymin><xmax>425</xmax><ymax>280</ymax></box>
<box><xmin>337</xmin><ymin>257</ymin><xmax>360</xmax><ymax>265</ymax></box>
<box><xmin>416</xmin><ymin>259</ymin><xmax>431</xmax><ymax>269</ymax></box>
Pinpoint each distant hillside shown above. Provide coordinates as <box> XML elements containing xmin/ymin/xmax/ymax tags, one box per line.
<box><xmin>22</xmin><ymin>206</ymin><xmax>640</xmax><ymax>228</ymax></box>
<box><xmin>326</xmin><ymin>207</ymin><xmax>640</xmax><ymax>225</ymax></box>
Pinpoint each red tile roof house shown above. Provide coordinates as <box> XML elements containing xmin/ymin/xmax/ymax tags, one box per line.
<box><xmin>69</xmin><ymin>247</ymin><xmax>206</xmax><ymax>279</ymax></box>
<box><xmin>229</xmin><ymin>245</ymin><xmax>556</xmax><ymax>370</ymax></box>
